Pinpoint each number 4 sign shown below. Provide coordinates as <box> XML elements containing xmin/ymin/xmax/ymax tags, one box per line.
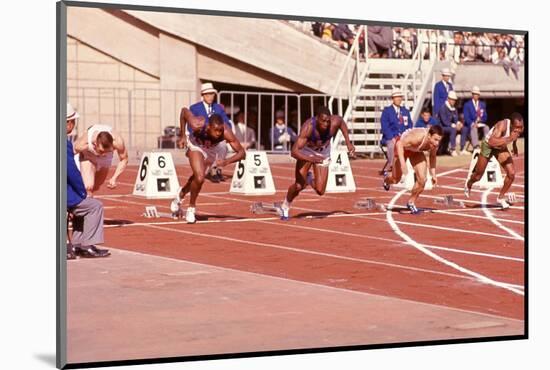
<box><xmin>133</xmin><ymin>152</ymin><xmax>180</xmax><ymax>199</ymax></box>
<box><xmin>230</xmin><ymin>151</ymin><xmax>276</xmax><ymax>195</ymax></box>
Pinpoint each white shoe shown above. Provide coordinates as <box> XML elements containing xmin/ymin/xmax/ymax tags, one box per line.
<box><xmin>496</xmin><ymin>197</ymin><xmax>510</xmax><ymax>210</ymax></box>
<box><xmin>450</xmin><ymin>150</ymin><xmax>458</xmax><ymax>157</ymax></box>
<box><xmin>170</xmin><ymin>187</ymin><xmax>184</xmax><ymax>213</ymax></box>
<box><xmin>460</xmin><ymin>149</ymin><xmax>470</xmax><ymax>155</ymax></box>
<box><xmin>186</xmin><ymin>207</ymin><xmax>196</xmax><ymax>224</ymax></box>
<box><xmin>280</xmin><ymin>205</ymin><xmax>290</xmax><ymax>221</ymax></box>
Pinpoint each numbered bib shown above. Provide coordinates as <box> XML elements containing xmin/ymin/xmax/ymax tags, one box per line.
<box><xmin>133</xmin><ymin>152</ymin><xmax>180</xmax><ymax>199</ymax></box>
<box><xmin>230</xmin><ymin>151</ymin><xmax>276</xmax><ymax>195</ymax></box>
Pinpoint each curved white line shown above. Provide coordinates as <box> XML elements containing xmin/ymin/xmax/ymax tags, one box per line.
<box><xmin>386</xmin><ymin>189</ymin><xmax>524</xmax><ymax>296</ymax></box>
<box><xmin>481</xmin><ymin>188</ymin><xmax>525</xmax><ymax>241</ymax></box>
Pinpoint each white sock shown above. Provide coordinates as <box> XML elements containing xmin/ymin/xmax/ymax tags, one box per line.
<box><xmin>282</xmin><ymin>198</ymin><xmax>290</xmax><ymax>209</ymax></box>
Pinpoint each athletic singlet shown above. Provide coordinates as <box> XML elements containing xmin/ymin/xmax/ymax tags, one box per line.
<box><xmin>187</xmin><ymin>122</ymin><xmax>226</xmax><ymax>148</ymax></box>
<box><xmin>306</xmin><ymin>117</ymin><xmax>332</xmax><ymax>151</ymax></box>
<box><xmin>485</xmin><ymin>119</ymin><xmax>510</xmax><ymax>144</ymax></box>
<box><xmin>401</xmin><ymin>128</ymin><xmax>430</xmax><ymax>152</ymax></box>
<box><xmin>87</xmin><ymin>124</ymin><xmax>113</xmax><ymax>155</ymax></box>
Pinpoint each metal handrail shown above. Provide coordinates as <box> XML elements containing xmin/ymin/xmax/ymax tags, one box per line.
<box><xmin>328</xmin><ymin>25</ymin><xmax>367</xmax><ymax>112</ymax></box>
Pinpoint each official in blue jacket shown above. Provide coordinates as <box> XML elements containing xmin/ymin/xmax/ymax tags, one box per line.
<box><xmin>189</xmin><ymin>82</ymin><xmax>231</xmax><ymax>126</ymax></box>
<box><xmin>415</xmin><ymin>108</ymin><xmax>438</xmax><ymax>128</ymax></box>
<box><xmin>432</xmin><ymin>68</ymin><xmax>453</xmax><ymax>119</ymax></box>
<box><xmin>188</xmin><ymin>82</ymin><xmax>231</xmax><ymax>182</ymax></box>
<box><xmin>380</xmin><ymin>89</ymin><xmax>412</xmax><ymax>169</ymax></box>
<box><xmin>66</xmin><ymin>103</ymin><xmax>109</xmax><ymax>259</ymax></box>
<box><xmin>463</xmin><ymin>86</ymin><xmax>489</xmax><ymax>149</ymax></box>
<box><xmin>436</xmin><ymin>90</ymin><xmax>460</xmax><ymax>156</ymax></box>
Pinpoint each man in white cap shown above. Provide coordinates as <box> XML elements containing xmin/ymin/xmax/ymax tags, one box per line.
<box><xmin>188</xmin><ymin>82</ymin><xmax>232</xmax><ymax>182</ymax></box>
<box><xmin>432</xmin><ymin>68</ymin><xmax>454</xmax><ymax>119</ymax></box>
<box><xmin>66</xmin><ymin>102</ymin><xmax>110</xmax><ymax>259</ymax></box>
<box><xmin>463</xmin><ymin>86</ymin><xmax>489</xmax><ymax>149</ymax></box>
<box><xmin>436</xmin><ymin>90</ymin><xmax>460</xmax><ymax>156</ymax></box>
<box><xmin>380</xmin><ymin>88</ymin><xmax>412</xmax><ymax>173</ymax></box>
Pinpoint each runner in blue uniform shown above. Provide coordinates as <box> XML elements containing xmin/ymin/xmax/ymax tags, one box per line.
<box><xmin>279</xmin><ymin>106</ymin><xmax>355</xmax><ymax>220</ymax></box>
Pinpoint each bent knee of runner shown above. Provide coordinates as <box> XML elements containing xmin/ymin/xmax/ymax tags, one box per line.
<box><xmin>195</xmin><ymin>173</ymin><xmax>206</xmax><ymax>184</ymax></box>
<box><xmin>415</xmin><ymin>176</ymin><xmax>427</xmax><ymax>188</ymax></box>
<box><xmin>313</xmin><ymin>185</ymin><xmax>326</xmax><ymax>196</ymax></box>
<box><xmin>506</xmin><ymin>171</ymin><xmax>515</xmax><ymax>182</ymax></box>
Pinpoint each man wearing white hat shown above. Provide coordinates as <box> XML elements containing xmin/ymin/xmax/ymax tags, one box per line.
<box><xmin>432</xmin><ymin>68</ymin><xmax>454</xmax><ymax>119</ymax></box>
<box><xmin>463</xmin><ymin>86</ymin><xmax>489</xmax><ymax>149</ymax></box>
<box><xmin>380</xmin><ymin>89</ymin><xmax>412</xmax><ymax>172</ymax></box>
<box><xmin>187</xmin><ymin>82</ymin><xmax>232</xmax><ymax>182</ymax></box>
<box><xmin>66</xmin><ymin>102</ymin><xmax>110</xmax><ymax>259</ymax></box>
<box><xmin>436</xmin><ymin>90</ymin><xmax>460</xmax><ymax>156</ymax></box>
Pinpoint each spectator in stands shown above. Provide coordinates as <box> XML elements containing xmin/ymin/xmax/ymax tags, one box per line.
<box><xmin>322</xmin><ymin>23</ymin><xmax>335</xmax><ymax>43</ymax></box>
<box><xmin>445</xmin><ymin>31</ymin><xmax>464</xmax><ymax>72</ymax></box>
<box><xmin>463</xmin><ymin>86</ymin><xmax>489</xmax><ymax>150</ymax></box>
<box><xmin>234</xmin><ymin>111</ymin><xmax>257</xmax><ymax>150</ymax></box>
<box><xmin>503</xmin><ymin>34</ymin><xmax>520</xmax><ymax>79</ymax></box>
<box><xmin>380</xmin><ymin>89</ymin><xmax>412</xmax><ymax>171</ymax></box>
<box><xmin>368</xmin><ymin>26</ymin><xmax>393</xmax><ymax>58</ymax></box>
<box><xmin>433</xmin><ymin>68</ymin><xmax>454</xmax><ymax>119</ymax></box>
<box><xmin>415</xmin><ymin>107</ymin><xmax>437</xmax><ymax>128</ymax></box>
<box><xmin>270</xmin><ymin>110</ymin><xmax>297</xmax><ymax>151</ymax></box>
<box><xmin>333</xmin><ymin>24</ymin><xmax>355</xmax><ymax>50</ymax></box>
<box><xmin>436</xmin><ymin>90</ymin><xmax>460</xmax><ymax>156</ymax></box>
<box><xmin>66</xmin><ymin>103</ymin><xmax>110</xmax><ymax>259</ymax></box>
<box><xmin>189</xmin><ymin>82</ymin><xmax>231</xmax><ymax>182</ymax></box>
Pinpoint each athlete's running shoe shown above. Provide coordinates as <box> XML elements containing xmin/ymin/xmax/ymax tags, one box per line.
<box><xmin>279</xmin><ymin>205</ymin><xmax>290</xmax><ymax>221</ymax></box>
<box><xmin>170</xmin><ymin>186</ymin><xmax>184</xmax><ymax>214</ymax></box>
<box><xmin>186</xmin><ymin>207</ymin><xmax>197</xmax><ymax>224</ymax></box>
<box><xmin>496</xmin><ymin>197</ymin><xmax>510</xmax><ymax>210</ymax></box>
<box><xmin>407</xmin><ymin>202</ymin><xmax>423</xmax><ymax>215</ymax></box>
<box><xmin>383</xmin><ymin>176</ymin><xmax>390</xmax><ymax>191</ymax></box>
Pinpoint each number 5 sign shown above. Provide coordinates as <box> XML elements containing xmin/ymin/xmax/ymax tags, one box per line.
<box><xmin>133</xmin><ymin>152</ymin><xmax>180</xmax><ymax>199</ymax></box>
<box><xmin>230</xmin><ymin>151</ymin><xmax>276</xmax><ymax>195</ymax></box>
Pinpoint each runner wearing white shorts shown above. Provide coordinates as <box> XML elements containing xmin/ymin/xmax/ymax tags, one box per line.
<box><xmin>73</xmin><ymin>124</ymin><xmax>128</xmax><ymax>196</ymax></box>
<box><xmin>171</xmin><ymin>109</ymin><xmax>245</xmax><ymax>224</ymax></box>
<box><xmin>279</xmin><ymin>106</ymin><xmax>355</xmax><ymax>220</ymax></box>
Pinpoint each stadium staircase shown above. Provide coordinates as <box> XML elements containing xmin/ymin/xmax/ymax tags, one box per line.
<box><xmin>329</xmin><ymin>27</ymin><xmax>442</xmax><ymax>156</ymax></box>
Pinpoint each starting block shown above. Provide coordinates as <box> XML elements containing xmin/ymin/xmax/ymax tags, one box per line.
<box><xmin>507</xmin><ymin>192</ymin><xmax>520</xmax><ymax>204</ymax></box>
<box><xmin>434</xmin><ymin>195</ymin><xmax>465</xmax><ymax>208</ymax></box>
<box><xmin>143</xmin><ymin>206</ymin><xmax>182</xmax><ymax>219</ymax></box>
<box><xmin>250</xmin><ymin>202</ymin><xmax>282</xmax><ymax>215</ymax></box>
<box><xmin>354</xmin><ymin>198</ymin><xmax>387</xmax><ymax>211</ymax></box>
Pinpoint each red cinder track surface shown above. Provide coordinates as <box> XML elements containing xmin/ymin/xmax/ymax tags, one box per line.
<box><xmin>67</xmin><ymin>156</ymin><xmax>525</xmax><ymax>364</ymax></box>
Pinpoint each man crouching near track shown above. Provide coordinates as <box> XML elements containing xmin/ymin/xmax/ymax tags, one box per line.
<box><xmin>464</xmin><ymin>112</ymin><xmax>524</xmax><ymax>209</ymax></box>
<box><xmin>383</xmin><ymin>125</ymin><xmax>443</xmax><ymax>214</ymax></box>
<box><xmin>279</xmin><ymin>106</ymin><xmax>355</xmax><ymax>220</ymax></box>
<box><xmin>170</xmin><ymin>109</ymin><xmax>245</xmax><ymax>224</ymax></box>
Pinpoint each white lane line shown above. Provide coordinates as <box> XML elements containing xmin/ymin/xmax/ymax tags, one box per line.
<box><xmin>143</xmin><ymin>224</ymin><xmax>473</xmax><ymax>280</ymax></box>
<box><xmin>103</xmin><ymin>196</ymin><xmax>524</xmax><ymax>263</ymax></box>
<box><xmin>392</xmin><ymin>220</ymin><xmax>520</xmax><ymax>240</ymax></box>
<box><xmin>385</xmin><ymin>189</ymin><xmax>524</xmax><ymax>296</ymax></box>
<box><xmin>110</xmin><ymin>246</ymin><xmax>524</xmax><ymax>322</ymax></box>
<box><xmin>433</xmin><ymin>209</ymin><xmax>524</xmax><ymax>225</ymax></box>
<box><xmin>442</xmin><ymin>184</ymin><xmax>525</xmax><ymax>198</ymax></box>
<box><xmin>258</xmin><ymin>220</ymin><xmax>524</xmax><ymax>263</ymax></box>
<box><xmin>440</xmin><ymin>180</ymin><xmax>525</xmax><ymax>190</ymax></box>
<box><xmin>481</xmin><ymin>188</ymin><xmax>525</xmax><ymax>241</ymax></box>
